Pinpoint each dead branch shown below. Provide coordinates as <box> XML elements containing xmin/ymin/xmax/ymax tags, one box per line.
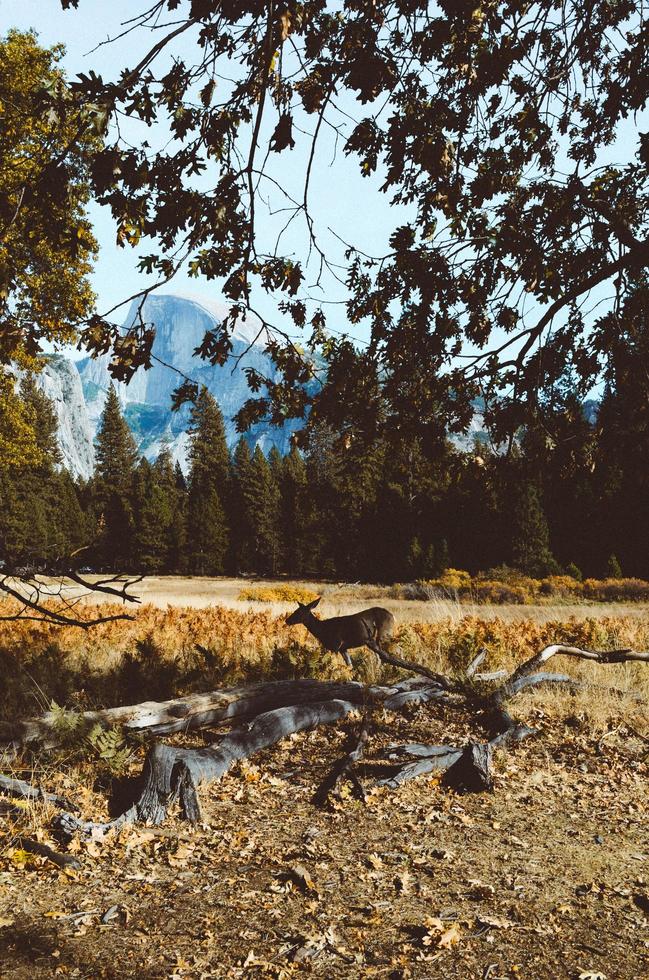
<box><xmin>55</xmin><ymin>699</ymin><xmax>361</xmax><ymax>837</ymax></box>
<box><xmin>313</xmin><ymin>713</ymin><xmax>371</xmax><ymax>807</ymax></box>
<box><xmin>16</xmin><ymin>837</ymin><xmax>81</xmax><ymax>871</ymax></box>
<box><xmin>0</xmin><ymin>773</ymin><xmax>77</xmax><ymax>811</ymax></box>
<box><xmin>488</xmin><ymin>644</ymin><xmax>648</xmax><ymax>711</ymax></box>
<box><xmin>0</xmin><ymin>568</ymin><xmax>141</xmax><ymax>628</ymax></box>
<box><xmin>368</xmin><ymin>640</ymin><xmax>461</xmax><ymax>691</ymax></box>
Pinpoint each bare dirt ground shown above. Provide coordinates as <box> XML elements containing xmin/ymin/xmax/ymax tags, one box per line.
<box><xmin>63</xmin><ymin>574</ymin><xmax>649</xmax><ymax>624</ymax></box>
<box><xmin>1</xmin><ymin>704</ymin><xmax>648</xmax><ymax>979</ymax></box>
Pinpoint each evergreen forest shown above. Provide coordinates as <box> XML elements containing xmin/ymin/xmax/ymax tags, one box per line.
<box><xmin>1</xmin><ymin>365</ymin><xmax>648</xmax><ymax>585</ymax></box>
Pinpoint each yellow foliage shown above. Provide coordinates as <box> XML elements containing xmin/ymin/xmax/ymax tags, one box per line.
<box><xmin>438</xmin><ymin>568</ymin><xmax>472</xmax><ymax>589</ymax></box>
<box><xmin>0</xmin><ymin>372</ymin><xmax>41</xmax><ymax>468</ymax></box>
<box><xmin>238</xmin><ymin>584</ymin><xmax>319</xmax><ymax>604</ymax></box>
<box><xmin>402</xmin><ymin>568</ymin><xmax>649</xmax><ymax>605</ymax></box>
<box><xmin>0</xmin><ymin>30</ymin><xmax>98</xmax><ymax>465</ymax></box>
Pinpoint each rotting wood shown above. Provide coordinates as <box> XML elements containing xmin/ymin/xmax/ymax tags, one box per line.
<box><xmin>54</xmin><ymin>699</ymin><xmax>361</xmax><ymax>837</ymax></box>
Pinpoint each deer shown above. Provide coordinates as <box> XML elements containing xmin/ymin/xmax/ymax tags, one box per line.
<box><xmin>285</xmin><ymin>597</ymin><xmax>395</xmax><ymax>667</ymax></box>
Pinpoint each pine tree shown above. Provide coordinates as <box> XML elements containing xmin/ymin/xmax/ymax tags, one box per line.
<box><xmin>371</xmin><ymin>434</ymin><xmax>448</xmax><ymax>582</ymax></box>
<box><xmin>593</xmin><ymin>282</ymin><xmax>649</xmax><ymax>576</ymax></box>
<box><xmin>607</xmin><ymin>554</ymin><xmax>623</xmax><ymax>579</ymax></box>
<box><xmin>153</xmin><ymin>447</ymin><xmax>176</xmax><ymax>488</ymax></box>
<box><xmin>230</xmin><ymin>438</ymin><xmax>254</xmax><ymax>572</ymax></box>
<box><xmin>19</xmin><ymin>373</ymin><xmax>62</xmax><ymax>468</ymax></box>
<box><xmin>302</xmin><ymin>424</ymin><xmax>343</xmax><ymax>577</ymax></box>
<box><xmin>186</xmin><ymin>387</ymin><xmax>229</xmax><ymax>489</ymax></box>
<box><xmin>174</xmin><ymin>461</ymin><xmax>187</xmax><ymax>492</ymax></box>
<box><xmin>95</xmin><ymin>384</ymin><xmax>139</xmax><ymax>491</ymax></box>
<box><xmin>154</xmin><ymin>449</ymin><xmax>187</xmax><ymax>571</ymax></box>
<box><xmin>0</xmin><ymin>379</ymin><xmax>89</xmax><ymax>569</ymax></box>
<box><xmin>131</xmin><ymin>458</ymin><xmax>175</xmax><ymax>572</ymax></box>
<box><xmin>93</xmin><ymin>385</ymin><xmax>139</xmax><ymax>569</ymax></box>
<box><xmin>267</xmin><ymin>446</ymin><xmax>285</xmax><ymax>572</ymax></box>
<box><xmin>247</xmin><ymin>446</ymin><xmax>281</xmax><ymax>575</ymax></box>
<box><xmin>511</xmin><ymin>482</ymin><xmax>558</xmax><ymax>577</ymax></box>
<box><xmin>186</xmin><ymin>388</ymin><xmax>229</xmax><ymax>575</ymax></box>
<box><xmin>280</xmin><ymin>445</ymin><xmax>307</xmax><ymax>575</ymax></box>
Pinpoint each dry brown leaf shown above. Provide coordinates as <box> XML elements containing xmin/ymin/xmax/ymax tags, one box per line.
<box><xmin>438</xmin><ymin>923</ymin><xmax>461</xmax><ymax>948</ymax></box>
<box><xmin>288</xmin><ymin>864</ymin><xmax>317</xmax><ymax>893</ymax></box>
<box><xmin>476</xmin><ymin>914</ymin><xmax>515</xmax><ymax>930</ymax></box>
<box><xmin>395</xmin><ymin>871</ymin><xmax>412</xmax><ymax>895</ymax></box>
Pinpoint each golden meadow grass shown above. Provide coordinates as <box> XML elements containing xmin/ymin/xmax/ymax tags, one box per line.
<box><xmin>1</xmin><ymin>599</ymin><xmax>647</xmax><ymax>732</ymax></box>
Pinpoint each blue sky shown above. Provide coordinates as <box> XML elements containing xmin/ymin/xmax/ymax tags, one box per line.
<box><xmin>3</xmin><ymin>0</ymin><xmax>406</xmax><ymax>347</ymax></box>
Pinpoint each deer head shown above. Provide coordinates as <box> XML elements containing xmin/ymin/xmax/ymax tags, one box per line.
<box><xmin>285</xmin><ymin>597</ymin><xmax>321</xmax><ymax>625</ymax></box>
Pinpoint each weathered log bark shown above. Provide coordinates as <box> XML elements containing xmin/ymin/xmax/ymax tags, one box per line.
<box><xmin>465</xmin><ymin>648</ymin><xmax>488</xmax><ymax>677</ymax></box>
<box><xmin>378</xmin><ymin>744</ymin><xmax>464</xmax><ymax>788</ymax></box>
<box><xmin>443</xmin><ymin>743</ymin><xmax>494</xmax><ymax>792</ymax></box>
<box><xmin>5</xmin><ymin>679</ymin><xmax>396</xmax><ymax>748</ymax></box>
<box><xmin>55</xmin><ymin>699</ymin><xmax>360</xmax><ymax>837</ymax></box>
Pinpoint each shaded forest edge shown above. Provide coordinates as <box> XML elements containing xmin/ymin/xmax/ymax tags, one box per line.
<box><xmin>2</xmin><ymin>374</ymin><xmax>649</xmax><ymax>586</ymax></box>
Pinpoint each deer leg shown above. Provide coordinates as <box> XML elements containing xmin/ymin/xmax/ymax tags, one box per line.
<box><xmin>340</xmin><ymin>648</ymin><xmax>353</xmax><ymax>668</ymax></box>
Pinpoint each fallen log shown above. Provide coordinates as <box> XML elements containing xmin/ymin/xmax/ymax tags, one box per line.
<box><xmin>5</xmin><ymin>642</ymin><xmax>646</xmax><ymax>839</ymax></box>
<box><xmin>17</xmin><ymin>837</ymin><xmax>81</xmax><ymax>871</ymax></box>
<box><xmin>5</xmin><ymin>679</ymin><xmax>398</xmax><ymax>749</ymax></box>
<box><xmin>55</xmin><ymin>699</ymin><xmax>360</xmax><ymax>837</ymax></box>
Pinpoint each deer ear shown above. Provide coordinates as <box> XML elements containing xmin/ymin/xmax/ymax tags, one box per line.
<box><xmin>308</xmin><ymin>597</ymin><xmax>321</xmax><ymax>609</ymax></box>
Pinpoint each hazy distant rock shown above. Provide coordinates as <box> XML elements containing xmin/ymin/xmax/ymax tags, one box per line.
<box><xmin>76</xmin><ymin>293</ymin><xmax>306</xmax><ymax>468</ymax></box>
<box><xmin>40</xmin><ymin>293</ymin><xmax>602</xmax><ymax>479</ymax></box>
<box><xmin>36</xmin><ymin>355</ymin><xmax>95</xmax><ymax>479</ymax></box>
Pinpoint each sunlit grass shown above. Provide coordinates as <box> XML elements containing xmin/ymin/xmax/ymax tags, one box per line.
<box><xmin>0</xmin><ymin>598</ymin><xmax>647</xmax><ymax>730</ymax></box>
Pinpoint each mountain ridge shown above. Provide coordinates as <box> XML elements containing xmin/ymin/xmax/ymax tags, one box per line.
<box><xmin>39</xmin><ymin>294</ymin><xmax>305</xmax><ymax>478</ymax></box>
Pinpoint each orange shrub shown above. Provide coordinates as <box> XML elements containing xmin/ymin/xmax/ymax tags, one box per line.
<box><xmin>539</xmin><ymin>575</ymin><xmax>584</xmax><ymax>597</ymax></box>
<box><xmin>473</xmin><ymin>580</ymin><xmax>530</xmax><ymax>604</ymax></box>
<box><xmin>238</xmin><ymin>585</ymin><xmax>319</xmax><ymax>604</ymax></box>
<box><xmin>582</xmin><ymin>578</ymin><xmax>649</xmax><ymax>602</ymax></box>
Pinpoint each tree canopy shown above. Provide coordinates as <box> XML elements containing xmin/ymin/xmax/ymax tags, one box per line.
<box><xmin>0</xmin><ymin>29</ymin><xmax>99</xmax><ymax>366</ymax></box>
<box><xmin>58</xmin><ymin>0</ymin><xmax>649</xmax><ymax>447</ymax></box>
<box><xmin>0</xmin><ymin>29</ymin><xmax>99</xmax><ymax>468</ymax></box>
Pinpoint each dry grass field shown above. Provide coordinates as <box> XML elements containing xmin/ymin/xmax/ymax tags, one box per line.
<box><xmin>0</xmin><ymin>583</ymin><xmax>648</xmax><ymax>978</ymax></box>
<box><xmin>54</xmin><ymin>573</ymin><xmax>649</xmax><ymax>624</ymax></box>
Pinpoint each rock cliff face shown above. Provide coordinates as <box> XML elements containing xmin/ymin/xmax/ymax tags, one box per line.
<box><xmin>76</xmin><ymin>293</ymin><xmax>305</xmax><ymax>469</ymax></box>
<box><xmin>36</xmin><ymin>356</ymin><xmax>96</xmax><ymax>479</ymax></box>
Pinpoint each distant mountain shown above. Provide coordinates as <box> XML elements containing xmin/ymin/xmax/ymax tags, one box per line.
<box><xmin>72</xmin><ymin>293</ymin><xmax>307</xmax><ymax>474</ymax></box>
<box><xmin>37</xmin><ymin>293</ymin><xmax>603</xmax><ymax>479</ymax></box>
